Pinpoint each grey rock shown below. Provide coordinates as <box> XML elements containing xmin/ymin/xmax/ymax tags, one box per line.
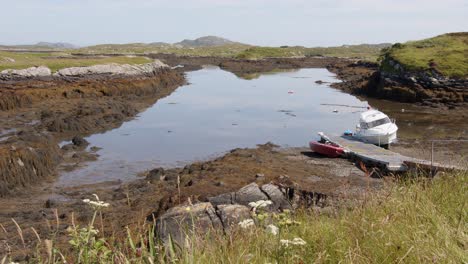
<box><xmin>260</xmin><ymin>184</ymin><xmax>292</xmax><ymax>210</ymax></box>
<box><xmin>54</xmin><ymin>60</ymin><xmax>168</xmax><ymax>77</ymax></box>
<box><xmin>1</xmin><ymin>66</ymin><xmax>51</xmax><ymax>77</ymax></box>
<box><xmin>72</xmin><ymin>136</ymin><xmax>89</xmax><ymax>147</ymax></box>
<box><xmin>216</xmin><ymin>204</ymin><xmax>252</xmax><ymax>231</ymax></box>
<box><xmin>233</xmin><ymin>183</ymin><xmax>268</xmax><ymax>206</ymax></box>
<box><xmin>208</xmin><ymin>192</ymin><xmax>233</xmax><ymax>206</ymax></box>
<box><xmin>155</xmin><ymin>202</ymin><xmax>222</xmax><ymax>245</ymax></box>
<box><xmin>146</xmin><ymin>167</ymin><xmax>165</xmax><ymax>181</ymax></box>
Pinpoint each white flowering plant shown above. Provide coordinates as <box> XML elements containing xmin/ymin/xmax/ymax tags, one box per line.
<box><xmin>66</xmin><ymin>194</ymin><xmax>112</xmax><ymax>263</ymax></box>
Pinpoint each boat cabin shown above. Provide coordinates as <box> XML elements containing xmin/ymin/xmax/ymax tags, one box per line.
<box><xmin>358</xmin><ymin>110</ymin><xmax>392</xmax><ymax>129</ymax></box>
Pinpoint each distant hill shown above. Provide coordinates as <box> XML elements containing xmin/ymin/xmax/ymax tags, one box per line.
<box><xmin>149</xmin><ymin>42</ymin><xmax>171</xmax><ymax>47</ymax></box>
<box><xmin>380</xmin><ymin>32</ymin><xmax>467</xmax><ymax>78</ymax></box>
<box><xmin>0</xmin><ymin>42</ymin><xmax>78</xmax><ymax>50</ymax></box>
<box><xmin>36</xmin><ymin>42</ymin><xmax>78</xmax><ymax>49</ymax></box>
<box><xmin>175</xmin><ymin>36</ymin><xmax>245</xmax><ymax>47</ymax></box>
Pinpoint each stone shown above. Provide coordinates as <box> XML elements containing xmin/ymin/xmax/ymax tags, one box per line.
<box><xmin>155</xmin><ymin>202</ymin><xmax>222</xmax><ymax>245</ymax></box>
<box><xmin>216</xmin><ymin>204</ymin><xmax>252</xmax><ymax>231</ymax></box>
<box><xmin>233</xmin><ymin>183</ymin><xmax>268</xmax><ymax>206</ymax></box>
<box><xmin>260</xmin><ymin>184</ymin><xmax>292</xmax><ymax>210</ymax></box>
<box><xmin>209</xmin><ymin>183</ymin><xmax>271</xmax><ymax>207</ymax></box>
<box><xmin>71</xmin><ymin>136</ymin><xmax>89</xmax><ymax>147</ymax></box>
<box><xmin>146</xmin><ymin>167</ymin><xmax>165</xmax><ymax>181</ymax></box>
<box><xmin>208</xmin><ymin>192</ymin><xmax>233</xmax><ymax>206</ymax></box>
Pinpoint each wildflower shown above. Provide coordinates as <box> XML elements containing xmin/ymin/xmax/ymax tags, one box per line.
<box><xmin>266</xmin><ymin>224</ymin><xmax>279</xmax><ymax>235</ymax></box>
<box><xmin>83</xmin><ymin>195</ymin><xmax>109</xmax><ymax>209</ymax></box>
<box><xmin>185</xmin><ymin>206</ymin><xmax>191</xmax><ymax>212</ymax></box>
<box><xmin>280</xmin><ymin>237</ymin><xmax>307</xmax><ymax>247</ymax></box>
<box><xmin>238</xmin><ymin>219</ymin><xmax>255</xmax><ymax>229</ymax></box>
<box><xmin>248</xmin><ymin>200</ymin><xmax>273</xmax><ymax>209</ymax></box>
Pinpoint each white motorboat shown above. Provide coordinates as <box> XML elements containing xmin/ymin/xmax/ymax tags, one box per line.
<box><xmin>355</xmin><ymin>109</ymin><xmax>398</xmax><ymax>146</ymax></box>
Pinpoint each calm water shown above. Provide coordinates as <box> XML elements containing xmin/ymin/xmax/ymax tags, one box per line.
<box><xmin>57</xmin><ymin>67</ymin><xmax>369</xmax><ymax>186</ymax></box>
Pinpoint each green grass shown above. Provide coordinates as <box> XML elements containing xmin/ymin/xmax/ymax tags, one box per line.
<box><xmin>235</xmin><ymin>44</ymin><xmax>389</xmax><ymax>61</ymax></box>
<box><xmin>8</xmin><ymin>170</ymin><xmax>465</xmax><ymax>263</ymax></box>
<box><xmin>0</xmin><ymin>51</ymin><xmax>152</xmax><ymax>72</ymax></box>
<box><xmin>77</xmin><ymin>43</ymin><xmax>388</xmax><ymax>61</ymax></box>
<box><xmin>1</xmin><ymin>43</ymin><xmax>389</xmax><ymax>73</ymax></box>
<box><xmin>381</xmin><ymin>32</ymin><xmax>468</xmax><ymax>78</ymax></box>
<box><xmin>76</xmin><ymin>43</ymin><xmax>251</xmax><ymax>57</ymax></box>
<box><xmin>181</xmin><ymin>172</ymin><xmax>467</xmax><ymax>263</ymax></box>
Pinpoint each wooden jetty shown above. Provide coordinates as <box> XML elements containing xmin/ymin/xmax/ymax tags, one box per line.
<box><xmin>318</xmin><ymin>132</ymin><xmax>464</xmax><ymax>173</ymax></box>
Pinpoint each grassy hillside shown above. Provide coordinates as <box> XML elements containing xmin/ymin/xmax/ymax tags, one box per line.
<box><xmin>12</xmin><ymin>171</ymin><xmax>466</xmax><ymax>263</ymax></box>
<box><xmin>76</xmin><ymin>43</ymin><xmax>251</xmax><ymax>57</ymax></box>
<box><xmin>381</xmin><ymin>32</ymin><xmax>468</xmax><ymax>78</ymax></box>
<box><xmin>236</xmin><ymin>44</ymin><xmax>389</xmax><ymax>61</ymax></box>
<box><xmin>0</xmin><ymin>40</ymin><xmax>392</xmax><ymax>72</ymax></box>
<box><xmin>78</xmin><ymin>43</ymin><xmax>388</xmax><ymax>61</ymax></box>
<box><xmin>0</xmin><ymin>51</ymin><xmax>151</xmax><ymax>72</ymax></box>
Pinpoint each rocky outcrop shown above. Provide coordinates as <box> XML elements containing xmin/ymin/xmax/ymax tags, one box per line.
<box><xmin>328</xmin><ymin>59</ymin><xmax>467</xmax><ymax>107</ymax></box>
<box><xmin>378</xmin><ymin>59</ymin><xmax>467</xmax><ymax>106</ymax></box>
<box><xmin>54</xmin><ymin>60</ymin><xmax>168</xmax><ymax>77</ymax></box>
<box><xmin>0</xmin><ymin>66</ymin><xmax>51</xmax><ymax>78</ymax></box>
<box><xmin>154</xmin><ymin>182</ymin><xmax>327</xmax><ymax>245</ymax></box>
<box><xmin>0</xmin><ymin>60</ymin><xmax>168</xmax><ymax>80</ymax></box>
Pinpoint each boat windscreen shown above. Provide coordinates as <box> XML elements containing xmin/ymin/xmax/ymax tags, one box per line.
<box><xmin>364</xmin><ymin>117</ymin><xmax>391</xmax><ymax>129</ymax></box>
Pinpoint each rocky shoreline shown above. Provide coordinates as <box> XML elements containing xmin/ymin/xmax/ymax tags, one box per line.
<box><xmin>327</xmin><ymin>60</ymin><xmax>467</xmax><ymax>108</ymax></box>
<box><xmin>0</xmin><ymin>55</ymin><xmax>466</xmax><ymax>261</ymax></box>
<box><xmin>0</xmin><ymin>60</ymin><xmax>185</xmax><ymax>196</ymax></box>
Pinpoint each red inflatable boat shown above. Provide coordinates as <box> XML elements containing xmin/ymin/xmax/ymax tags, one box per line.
<box><xmin>309</xmin><ymin>141</ymin><xmax>344</xmax><ymax>158</ymax></box>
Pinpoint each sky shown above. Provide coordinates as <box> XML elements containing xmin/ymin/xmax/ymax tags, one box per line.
<box><xmin>0</xmin><ymin>0</ymin><xmax>467</xmax><ymax>47</ymax></box>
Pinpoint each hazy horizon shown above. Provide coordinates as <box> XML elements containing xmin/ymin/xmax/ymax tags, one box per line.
<box><xmin>1</xmin><ymin>0</ymin><xmax>467</xmax><ymax>47</ymax></box>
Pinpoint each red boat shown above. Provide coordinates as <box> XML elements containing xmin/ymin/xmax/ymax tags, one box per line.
<box><xmin>309</xmin><ymin>141</ymin><xmax>344</xmax><ymax>158</ymax></box>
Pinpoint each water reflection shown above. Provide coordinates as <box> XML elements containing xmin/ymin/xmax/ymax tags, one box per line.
<box><xmin>57</xmin><ymin>67</ymin><xmax>369</xmax><ymax>186</ymax></box>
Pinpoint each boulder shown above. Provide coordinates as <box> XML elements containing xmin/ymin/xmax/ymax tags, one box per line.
<box><xmin>155</xmin><ymin>202</ymin><xmax>223</xmax><ymax>245</ymax></box>
<box><xmin>155</xmin><ymin>202</ymin><xmax>252</xmax><ymax>245</ymax></box>
<box><xmin>233</xmin><ymin>183</ymin><xmax>269</xmax><ymax>206</ymax></box>
<box><xmin>216</xmin><ymin>204</ymin><xmax>252</xmax><ymax>231</ymax></box>
<box><xmin>260</xmin><ymin>184</ymin><xmax>292</xmax><ymax>210</ymax></box>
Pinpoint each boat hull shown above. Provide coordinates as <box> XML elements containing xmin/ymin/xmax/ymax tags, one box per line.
<box><xmin>355</xmin><ymin>131</ymin><xmax>397</xmax><ymax>145</ymax></box>
<box><xmin>309</xmin><ymin>141</ymin><xmax>344</xmax><ymax>158</ymax></box>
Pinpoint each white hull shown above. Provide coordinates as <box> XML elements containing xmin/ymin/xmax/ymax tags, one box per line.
<box><xmin>355</xmin><ymin>131</ymin><xmax>397</xmax><ymax>145</ymax></box>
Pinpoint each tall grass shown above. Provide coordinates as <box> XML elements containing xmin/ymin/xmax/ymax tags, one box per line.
<box><xmin>182</xmin><ymin>172</ymin><xmax>467</xmax><ymax>263</ymax></box>
<box><xmin>4</xmin><ymin>171</ymin><xmax>467</xmax><ymax>263</ymax></box>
